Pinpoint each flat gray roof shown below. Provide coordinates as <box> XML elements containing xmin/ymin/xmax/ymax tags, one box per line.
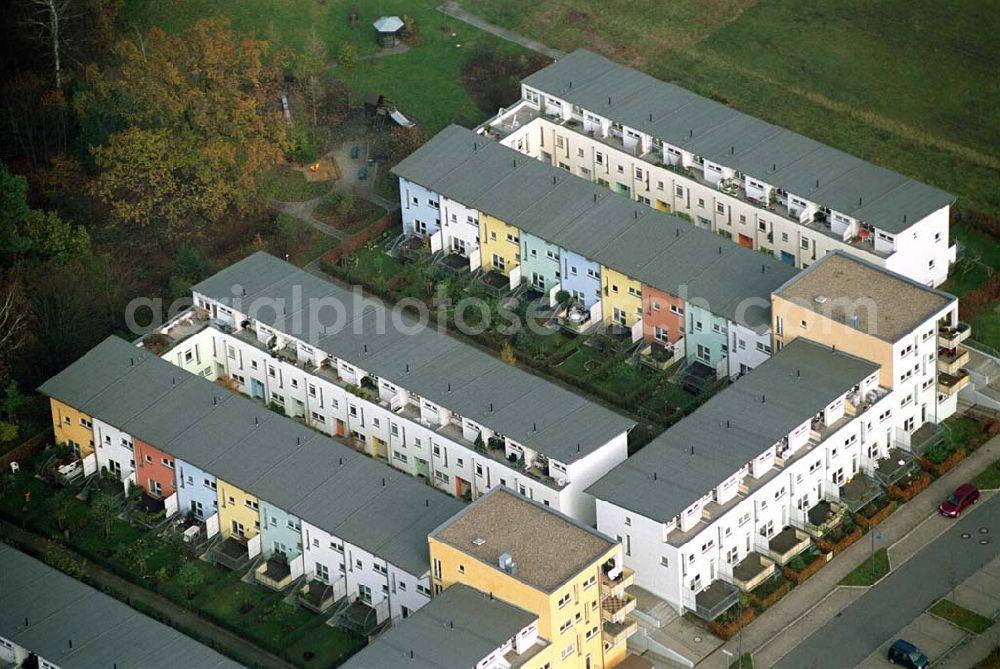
<box><xmin>523</xmin><ymin>50</ymin><xmax>953</xmax><ymax>233</ymax></box>
<box><xmin>194</xmin><ymin>252</ymin><xmax>634</xmax><ymax>463</ymax></box>
<box><xmin>431</xmin><ymin>488</ymin><xmax>615</xmax><ymax>593</ymax></box>
<box><xmin>38</xmin><ymin>336</ymin><xmax>465</xmax><ymax>576</ymax></box>
<box><xmin>342</xmin><ymin>583</ymin><xmax>537</xmax><ymax>669</ymax></box>
<box><xmin>586</xmin><ymin>339</ymin><xmax>878</xmax><ymax>522</ymax></box>
<box><xmin>773</xmin><ymin>251</ymin><xmax>955</xmax><ymax>343</ymax></box>
<box><xmin>392</xmin><ymin>125</ymin><xmax>798</xmax><ymax>332</ymax></box>
<box><xmin>0</xmin><ymin>544</ymin><xmax>243</xmax><ymax>668</ymax></box>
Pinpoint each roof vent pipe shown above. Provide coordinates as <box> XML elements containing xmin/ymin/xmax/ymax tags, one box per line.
<box><xmin>653</xmin><ymin>471</ymin><xmax>657</xmax><ymax>481</ymax></box>
<box><xmin>690</xmin><ymin>446</ymin><xmax>694</xmax><ymax>455</ymax></box>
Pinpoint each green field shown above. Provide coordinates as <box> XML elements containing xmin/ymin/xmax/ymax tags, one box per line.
<box><xmin>839</xmin><ymin>547</ymin><xmax>889</xmax><ymax>586</ymax></box>
<box><xmin>122</xmin><ymin>0</ymin><xmax>533</xmax><ymax>133</ymax></box>
<box><xmin>464</xmin><ymin>0</ymin><xmax>1000</xmax><ymax>217</ymax></box>
<box><xmin>929</xmin><ymin>598</ymin><xmax>995</xmax><ymax>634</ymax></box>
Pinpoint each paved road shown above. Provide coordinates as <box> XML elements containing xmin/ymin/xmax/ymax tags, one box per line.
<box><xmin>437</xmin><ymin>1</ymin><xmax>566</xmax><ymax>60</ymax></box>
<box><xmin>773</xmin><ymin>494</ymin><xmax>1000</xmax><ymax>668</ymax></box>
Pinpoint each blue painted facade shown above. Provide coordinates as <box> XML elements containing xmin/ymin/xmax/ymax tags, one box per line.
<box><xmin>559</xmin><ymin>249</ymin><xmax>603</xmax><ymax>309</ymax></box>
<box><xmin>520</xmin><ymin>232</ymin><xmax>563</xmax><ymax>293</ymax></box>
<box><xmin>685</xmin><ymin>303</ymin><xmax>729</xmax><ymax>370</ymax></box>
<box><xmin>399</xmin><ymin>178</ymin><xmax>441</xmax><ymax>237</ymax></box>
<box><xmin>174</xmin><ymin>458</ymin><xmax>219</xmax><ymax>520</ymax></box>
<box><xmin>259</xmin><ymin>500</ymin><xmax>304</xmax><ymax>560</ymax></box>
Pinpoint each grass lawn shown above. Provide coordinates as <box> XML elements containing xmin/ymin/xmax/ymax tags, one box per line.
<box><xmin>122</xmin><ymin>0</ymin><xmax>535</xmax><ymax>134</ymax></box>
<box><xmin>464</xmin><ymin>0</ymin><xmax>1000</xmax><ymax>216</ymax></box>
<box><xmin>729</xmin><ymin>655</ymin><xmax>754</xmax><ymax>669</ymax></box>
<box><xmin>929</xmin><ymin>598</ymin><xmax>995</xmax><ymax>634</ymax></box>
<box><xmin>972</xmin><ymin>458</ymin><xmax>1000</xmax><ymax>491</ymax></box>
<box><xmin>158</xmin><ymin>559</ymin><xmax>227</xmax><ymax>604</ymax></box>
<box><xmin>284</xmin><ymin>624</ymin><xmax>364</xmax><ymax>668</ymax></box>
<box><xmin>557</xmin><ymin>346</ymin><xmax>604</xmax><ymax>378</ymax></box>
<box><xmin>263</xmin><ymin>169</ymin><xmax>332</xmax><ymax>203</ymax></box>
<box><xmin>342</xmin><ymin>246</ymin><xmax>407</xmax><ymax>287</ymax></box>
<box><xmin>198</xmin><ymin>577</ymin><xmax>278</xmax><ymax>622</ymax></box>
<box><xmin>839</xmin><ymin>547</ymin><xmax>889</xmax><ymax>586</ymax></box>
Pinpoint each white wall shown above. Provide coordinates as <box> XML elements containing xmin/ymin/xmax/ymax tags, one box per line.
<box><xmin>92</xmin><ymin>418</ymin><xmax>135</xmax><ymax>483</ymax></box>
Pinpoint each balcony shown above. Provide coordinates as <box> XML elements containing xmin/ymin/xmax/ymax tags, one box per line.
<box><xmin>937</xmin><ymin>369</ymin><xmax>970</xmax><ymax>396</ymax></box>
<box><xmin>298</xmin><ymin>578</ymin><xmax>343</xmax><ymax>614</ymax></box>
<box><xmin>206</xmin><ymin>536</ymin><xmax>251</xmax><ymax>571</ymax></box>
<box><xmin>938</xmin><ymin>346</ymin><xmax>970</xmax><ymax>375</ymax></box>
<box><xmin>731</xmin><ymin>552</ymin><xmax>776</xmax><ymax>592</ymax></box>
<box><xmin>602</xmin><ymin>617</ymin><xmax>638</xmax><ymax>646</ymax></box>
<box><xmin>694</xmin><ymin>579</ymin><xmax>741</xmax><ymax>621</ymax></box>
<box><xmin>600</xmin><ymin>566</ymin><xmax>636</xmax><ymax>597</ymax></box>
<box><xmin>255</xmin><ymin>555</ymin><xmax>294</xmax><ymax>591</ymax></box>
<box><xmin>938</xmin><ymin>322</ymin><xmax>971</xmax><ymax>348</ymax></box>
<box><xmin>601</xmin><ymin>592</ymin><xmax>637</xmax><ymax>624</ymax></box>
<box><xmin>801</xmin><ymin>500</ymin><xmax>845</xmax><ymax>538</ymax></box>
<box><xmin>768</xmin><ymin>527</ymin><xmax>811</xmax><ymax>565</ymax></box>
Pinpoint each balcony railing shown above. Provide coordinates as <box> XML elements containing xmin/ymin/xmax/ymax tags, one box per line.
<box><xmin>768</xmin><ymin>527</ymin><xmax>811</xmax><ymax>565</ymax></box>
<box><xmin>694</xmin><ymin>580</ymin><xmax>741</xmax><ymax>621</ymax></box>
<box><xmin>938</xmin><ymin>322</ymin><xmax>971</xmax><ymax>348</ymax></box>
<box><xmin>602</xmin><ymin>617</ymin><xmax>638</xmax><ymax>646</ymax></box>
<box><xmin>600</xmin><ymin>566</ymin><xmax>636</xmax><ymax>597</ymax></box>
<box><xmin>601</xmin><ymin>592</ymin><xmax>637</xmax><ymax>624</ymax></box>
<box><xmin>938</xmin><ymin>346</ymin><xmax>970</xmax><ymax>375</ymax></box>
<box><xmin>731</xmin><ymin>552</ymin><xmax>776</xmax><ymax>592</ymax></box>
<box><xmin>937</xmin><ymin>369</ymin><xmax>970</xmax><ymax>396</ymax></box>
<box><xmin>255</xmin><ymin>556</ymin><xmax>294</xmax><ymax>591</ymax></box>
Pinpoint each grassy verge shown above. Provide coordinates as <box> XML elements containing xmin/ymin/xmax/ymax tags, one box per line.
<box><xmin>929</xmin><ymin>599</ymin><xmax>995</xmax><ymax>634</ymax></box>
<box><xmin>839</xmin><ymin>547</ymin><xmax>889</xmax><ymax>586</ymax></box>
<box><xmin>973</xmin><ymin>458</ymin><xmax>1000</xmax><ymax>491</ymax></box>
<box><xmin>730</xmin><ymin>655</ymin><xmax>754</xmax><ymax>669</ymax></box>
<box><xmin>264</xmin><ymin>169</ymin><xmax>332</xmax><ymax>203</ymax></box>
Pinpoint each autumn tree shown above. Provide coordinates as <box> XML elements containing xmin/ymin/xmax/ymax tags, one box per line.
<box><xmin>90</xmin><ymin>17</ymin><xmax>288</xmax><ymax>240</ymax></box>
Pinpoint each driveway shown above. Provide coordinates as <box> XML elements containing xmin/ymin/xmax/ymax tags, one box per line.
<box><xmin>772</xmin><ymin>494</ymin><xmax>1000</xmax><ymax>668</ymax></box>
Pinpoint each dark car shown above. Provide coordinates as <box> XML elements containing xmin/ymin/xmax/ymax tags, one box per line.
<box><xmin>939</xmin><ymin>483</ymin><xmax>980</xmax><ymax>518</ymax></box>
<box><xmin>888</xmin><ymin>639</ymin><xmax>929</xmax><ymax>668</ymax></box>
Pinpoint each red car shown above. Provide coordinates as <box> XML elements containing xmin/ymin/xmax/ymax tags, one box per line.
<box><xmin>939</xmin><ymin>483</ymin><xmax>980</xmax><ymax>518</ymax></box>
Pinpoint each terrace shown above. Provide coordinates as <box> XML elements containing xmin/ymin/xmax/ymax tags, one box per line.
<box><xmin>768</xmin><ymin>527</ymin><xmax>811</xmax><ymax>565</ymax></box>
<box><xmin>602</xmin><ymin>618</ymin><xmax>638</xmax><ymax>646</ymax></box>
<box><xmin>800</xmin><ymin>500</ymin><xmax>845</xmax><ymax>538</ymax></box>
<box><xmin>600</xmin><ymin>565</ymin><xmax>636</xmax><ymax>598</ymax></box>
<box><xmin>601</xmin><ymin>592</ymin><xmax>638</xmax><ymax>624</ymax></box>
<box><xmin>694</xmin><ymin>579</ymin><xmax>741</xmax><ymax>621</ymax></box>
<box><xmin>938</xmin><ymin>369</ymin><xmax>971</xmax><ymax>396</ymax></box>
<box><xmin>731</xmin><ymin>552</ymin><xmax>776</xmax><ymax>592</ymax></box>
<box><xmin>938</xmin><ymin>346</ymin><xmax>971</xmax><ymax>375</ymax></box>
<box><xmin>298</xmin><ymin>579</ymin><xmax>342</xmax><ymax>614</ymax></box>
<box><xmin>874</xmin><ymin>447</ymin><xmax>917</xmax><ymax>486</ymax></box>
<box><xmin>206</xmin><ymin>536</ymin><xmax>251</xmax><ymax>572</ymax></box>
<box><xmin>938</xmin><ymin>321</ymin><xmax>972</xmax><ymax>348</ymax></box>
<box><xmin>839</xmin><ymin>472</ymin><xmax>884</xmax><ymax>512</ymax></box>
<box><xmin>254</xmin><ymin>555</ymin><xmax>295</xmax><ymax>591</ymax></box>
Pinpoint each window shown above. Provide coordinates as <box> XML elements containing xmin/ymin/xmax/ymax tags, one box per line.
<box><xmin>628</xmin><ymin>286</ymin><xmax>641</xmax><ymax>298</ymax></box>
<box><xmin>697</xmin><ymin>198</ymin><xmax>705</xmax><ymax>208</ymax></box>
<box><xmin>781</xmin><ymin>232</ymin><xmax>789</xmax><ymax>242</ymax></box>
<box><xmin>801</xmin><ymin>237</ymin><xmax>809</xmax><ymax>250</ymax></box>
<box><xmin>558</xmin><ymin>592</ymin><xmax>571</xmax><ymax>608</ymax></box>
<box><xmin>245</xmin><ymin>499</ymin><xmax>259</xmax><ymax>510</ymax></box>
<box><xmin>675</xmin><ymin>185</ymin><xmax>684</xmax><ymax>197</ymax></box>
<box><xmin>587</xmin><ymin>267</ymin><xmax>600</xmax><ymax>280</ymax></box>
<box><xmin>635</xmin><ymin>167</ymin><xmax>644</xmax><ymax>180</ymax></box>
<box><xmin>661</xmin><ymin>556</ymin><xmax>669</xmax><ymax>567</ymax></box>
<box><xmin>505</xmin><ymin>232</ymin><xmax>519</xmax><ymax>244</ymax></box>
<box><xmin>654</xmin><ymin>326</ymin><xmax>668</xmax><ymax>343</ymax></box>
<box><xmin>716</xmin><ymin>203</ymin><xmax>726</xmax><ymax>215</ymax></box>
<box><xmin>161</xmin><ymin>458</ymin><xmax>173</xmax><ymax>469</ymax></box>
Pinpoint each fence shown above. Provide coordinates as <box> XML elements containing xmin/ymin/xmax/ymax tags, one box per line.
<box><xmin>0</xmin><ymin>430</ymin><xmax>52</xmax><ymax>471</ymax></box>
<box><xmin>320</xmin><ymin>210</ymin><xmax>400</xmax><ymax>267</ymax></box>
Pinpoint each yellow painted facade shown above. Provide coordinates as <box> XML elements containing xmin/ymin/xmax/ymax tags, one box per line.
<box><xmin>771</xmin><ymin>295</ymin><xmax>895</xmax><ymax>387</ymax></box>
<box><xmin>601</xmin><ymin>267</ymin><xmax>643</xmax><ymax>328</ymax></box>
<box><xmin>216</xmin><ymin>478</ymin><xmax>261</xmax><ymax>540</ymax></box>
<box><xmin>479</xmin><ymin>214</ymin><xmax>521</xmax><ymax>276</ymax></box>
<box><xmin>49</xmin><ymin>398</ymin><xmax>95</xmax><ymax>457</ymax></box>
<box><xmin>429</xmin><ymin>536</ymin><xmax>625</xmax><ymax>669</ymax></box>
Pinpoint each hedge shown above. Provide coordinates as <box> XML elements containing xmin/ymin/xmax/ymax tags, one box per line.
<box><xmin>749</xmin><ymin>577</ymin><xmax>792</xmax><ymax>610</ymax></box>
<box><xmin>708</xmin><ymin>607</ymin><xmax>756</xmax><ymax>640</ymax></box>
<box><xmin>919</xmin><ymin>448</ymin><xmax>967</xmax><ymax>477</ymax></box>
<box><xmin>887</xmin><ymin>472</ymin><xmax>932</xmax><ymax>502</ymax></box>
<box><xmin>854</xmin><ymin>500</ymin><xmax>897</xmax><ymax>530</ymax></box>
<box><xmin>783</xmin><ymin>554</ymin><xmax>827</xmax><ymax>585</ymax></box>
<box><xmin>816</xmin><ymin>525</ymin><xmax>863</xmax><ymax>556</ymax></box>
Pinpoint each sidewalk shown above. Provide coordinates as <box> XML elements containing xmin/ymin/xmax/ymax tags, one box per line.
<box><xmin>0</xmin><ymin>520</ymin><xmax>295</xmax><ymax>669</ymax></box>
<box><xmin>700</xmin><ymin>434</ymin><xmax>1000</xmax><ymax>667</ymax></box>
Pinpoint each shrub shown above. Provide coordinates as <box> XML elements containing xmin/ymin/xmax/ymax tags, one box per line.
<box><xmin>887</xmin><ymin>472</ymin><xmax>932</xmax><ymax>502</ymax></box>
<box><xmin>708</xmin><ymin>607</ymin><xmax>755</xmax><ymax>639</ymax></box>
<box><xmin>854</xmin><ymin>499</ymin><xmax>897</xmax><ymax>529</ymax></box>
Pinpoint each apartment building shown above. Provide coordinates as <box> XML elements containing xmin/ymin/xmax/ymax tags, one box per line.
<box><xmin>155</xmin><ymin>252</ymin><xmax>633</xmax><ymax>524</ymax></box>
<box><xmin>481</xmin><ymin>49</ymin><xmax>955</xmax><ymax>287</ymax></box>
<box><xmin>393</xmin><ymin>125</ymin><xmax>797</xmax><ymax>379</ymax></box>
<box><xmin>343</xmin><ymin>582</ymin><xmax>547</xmax><ymax>669</ymax></box>
<box><xmin>428</xmin><ymin>489</ymin><xmax>637</xmax><ymax>669</ymax></box>
<box><xmin>588</xmin><ymin>339</ymin><xmax>895</xmax><ymax>619</ymax></box>
<box><xmin>772</xmin><ymin>251</ymin><xmax>965</xmax><ymax>428</ymax></box>
<box><xmin>39</xmin><ymin>336</ymin><xmax>466</xmax><ymax>627</ymax></box>
<box><xmin>0</xmin><ymin>544</ymin><xmax>242</xmax><ymax>669</ymax></box>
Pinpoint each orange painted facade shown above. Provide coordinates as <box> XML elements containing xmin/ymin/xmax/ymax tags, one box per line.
<box><xmin>134</xmin><ymin>438</ymin><xmax>177</xmax><ymax>499</ymax></box>
<box><xmin>641</xmin><ymin>285</ymin><xmax>685</xmax><ymax>347</ymax></box>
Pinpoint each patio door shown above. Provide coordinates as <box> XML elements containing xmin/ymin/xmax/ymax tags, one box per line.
<box><xmin>358</xmin><ymin>584</ymin><xmax>372</xmax><ymax>604</ymax></box>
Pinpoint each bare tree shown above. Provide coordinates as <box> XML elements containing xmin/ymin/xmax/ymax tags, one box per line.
<box><xmin>0</xmin><ymin>278</ymin><xmax>28</xmax><ymax>365</ymax></box>
<box><xmin>25</xmin><ymin>0</ymin><xmax>74</xmax><ymax>89</ymax></box>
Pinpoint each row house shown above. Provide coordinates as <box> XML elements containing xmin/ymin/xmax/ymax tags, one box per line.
<box><xmin>429</xmin><ymin>489</ymin><xmax>639</xmax><ymax>669</ymax></box>
<box><xmin>39</xmin><ymin>336</ymin><xmax>466</xmax><ymax>630</ymax></box>
<box><xmin>0</xmin><ymin>545</ymin><xmax>243</xmax><ymax>669</ymax></box>
<box><xmin>169</xmin><ymin>252</ymin><xmax>634</xmax><ymax>525</ymax></box>
<box><xmin>343</xmin><ymin>583</ymin><xmax>549</xmax><ymax>669</ymax></box>
<box><xmin>588</xmin><ymin>339</ymin><xmax>896</xmax><ymax>621</ymax></box>
<box><xmin>483</xmin><ymin>50</ymin><xmax>955</xmax><ymax>287</ymax></box>
<box><xmin>392</xmin><ymin>125</ymin><xmax>797</xmax><ymax>379</ymax></box>
<box><xmin>772</xmin><ymin>251</ymin><xmax>966</xmax><ymax>429</ymax></box>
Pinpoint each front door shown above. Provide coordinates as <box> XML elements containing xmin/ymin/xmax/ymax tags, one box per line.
<box><xmin>250</xmin><ymin>378</ymin><xmax>265</xmax><ymax>399</ymax></box>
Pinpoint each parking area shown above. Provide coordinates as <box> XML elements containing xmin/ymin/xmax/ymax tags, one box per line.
<box><xmin>859</xmin><ymin>552</ymin><xmax>1000</xmax><ymax>667</ymax></box>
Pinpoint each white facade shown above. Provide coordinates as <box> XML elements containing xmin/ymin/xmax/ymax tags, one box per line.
<box><xmin>487</xmin><ymin>102</ymin><xmax>952</xmax><ymax>288</ymax></box>
<box><xmin>301</xmin><ymin>520</ymin><xmax>433</xmax><ymax>623</ymax></box>
<box><xmin>400</xmin><ymin>177</ymin><xmax>442</xmax><ymax>238</ymax></box>
<box><xmin>163</xmin><ymin>302</ymin><xmax>630</xmax><ymax>526</ymax></box>
<box><xmin>92</xmin><ymin>418</ymin><xmax>135</xmax><ymax>483</ymax></box>
<box><xmin>437</xmin><ymin>195</ymin><xmax>482</xmax><ymax>268</ymax></box>
<box><xmin>595</xmin><ymin>369</ymin><xmax>907</xmax><ymax>613</ymax></box>
<box><xmin>728</xmin><ymin>324</ymin><xmax>773</xmax><ymax>378</ymax></box>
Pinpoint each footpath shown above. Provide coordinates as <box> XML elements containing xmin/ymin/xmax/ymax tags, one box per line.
<box><xmin>699</xmin><ymin>434</ymin><xmax>1000</xmax><ymax>667</ymax></box>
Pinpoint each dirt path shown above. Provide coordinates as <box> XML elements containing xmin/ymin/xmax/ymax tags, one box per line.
<box><xmin>0</xmin><ymin>520</ymin><xmax>295</xmax><ymax>669</ymax></box>
<box><xmin>437</xmin><ymin>1</ymin><xmax>565</xmax><ymax>60</ymax></box>
<box><xmin>271</xmin><ymin>196</ymin><xmax>351</xmax><ymax>242</ymax></box>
